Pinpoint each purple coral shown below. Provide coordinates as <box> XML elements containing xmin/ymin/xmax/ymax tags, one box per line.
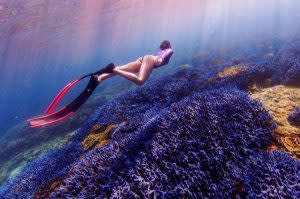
<box><xmin>242</xmin><ymin>151</ymin><xmax>300</xmax><ymax>198</ymax></box>
<box><xmin>288</xmin><ymin>108</ymin><xmax>300</xmax><ymax>126</ymax></box>
<box><xmin>2</xmin><ymin>38</ymin><xmax>300</xmax><ymax>198</ymax></box>
<box><xmin>0</xmin><ymin>142</ymin><xmax>82</xmax><ymax>198</ymax></box>
<box><xmin>284</xmin><ymin>62</ymin><xmax>300</xmax><ymax>86</ymax></box>
<box><xmin>277</xmin><ymin>40</ymin><xmax>300</xmax><ymax>86</ymax></box>
<box><xmin>50</xmin><ymin>88</ymin><xmax>275</xmax><ymax>198</ymax></box>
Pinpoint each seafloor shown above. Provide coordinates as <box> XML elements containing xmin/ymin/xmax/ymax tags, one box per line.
<box><xmin>1</xmin><ymin>38</ymin><xmax>300</xmax><ymax>198</ymax></box>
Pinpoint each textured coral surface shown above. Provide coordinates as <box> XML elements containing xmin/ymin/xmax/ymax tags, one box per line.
<box><xmin>288</xmin><ymin>108</ymin><xmax>300</xmax><ymax>127</ymax></box>
<box><xmin>218</xmin><ymin>66</ymin><xmax>248</xmax><ymax>78</ymax></box>
<box><xmin>251</xmin><ymin>86</ymin><xmax>300</xmax><ymax>158</ymax></box>
<box><xmin>82</xmin><ymin>124</ymin><xmax>117</xmax><ymax>151</ymax></box>
<box><xmin>243</xmin><ymin>151</ymin><xmax>300</xmax><ymax>198</ymax></box>
<box><xmin>49</xmin><ymin>88</ymin><xmax>275</xmax><ymax>198</ymax></box>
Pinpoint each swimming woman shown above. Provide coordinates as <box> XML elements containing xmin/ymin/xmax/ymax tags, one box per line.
<box><xmin>27</xmin><ymin>40</ymin><xmax>173</xmax><ymax>128</ymax></box>
<box><xmin>97</xmin><ymin>40</ymin><xmax>173</xmax><ymax>85</ymax></box>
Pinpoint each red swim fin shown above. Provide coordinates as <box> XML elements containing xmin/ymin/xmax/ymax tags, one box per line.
<box><xmin>28</xmin><ymin>107</ymin><xmax>75</xmax><ymax>128</ymax></box>
<box><xmin>43</xmin><ymin>63</ymin><xmax>115</xmax><ymax>114</ymax></box>
<box><xmin>27</xmin><ymin>63</ymin><xmax>115</xmax><ymax>128</ymax></box>
<box><xmin>28</xmin><ymin>75</ymin><xmax>99</xmax><ymax>128</ymax></box>
<box><xmin>44</xmin><ymin>79</ymin><xmax>80</xmax><ymax>114</ymax></box>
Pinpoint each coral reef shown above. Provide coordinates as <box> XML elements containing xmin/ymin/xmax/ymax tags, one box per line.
<box><xmin>218</xmin><ymin>66</ymin><xmax>248</xmax><ymax>78</ymax></box>
<box><xmin>250</xmin><ymin>85</ymin><xmax>300</xmax><ymax>158</ymax></box>
<box><xmin>50</xmin><ymin>88</ymin><xmax>275</xmax><ymax>198</ymax></box>
<box><xmin>82</xmin><ymin>124</ymin><xmax>117</xmax><ymax>151</ymax></box>
<box><xmin>0</xmin><ymin>128</ymin><xmax>76</xmax><ymax>186</ymax></box>
<box><xmin>288</xmin><ymin>108</ymin><xmax>300</xmax><ymax>127</ymax></box>
<box><xmin>242</xmin><ymin>151</ymin><xmax>300</xmax><ymax>198</ymax></box>
<box><xmin>0</xmin><ymin>75</ymin><xmax>130</xmax><ymax>186</ymax></box>
<box><xmin>1</xmin><ymin>38</ymin><xmax>300</xmax><ymax>198</ymax></box>
<box><xmin>278</xmin><ymin>40</ymin><xmax>300</xmax><ymax>86</ymax></box>
<box><xmin>0</xmin><ymin>142</ymin><xmax>82</xmax><ymax>198</ymax></box>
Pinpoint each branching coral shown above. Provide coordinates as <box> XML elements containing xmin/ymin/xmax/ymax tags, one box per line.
<box><xmin>275</xmin><ymin>40</ymin><xmax>300</xmax><ymax>86</ymax></box>
<box><xmin>284</xmin><ymin>62</ymin><xmax>300</xmax><ymax>86</ymax></box>
<box><xmin>242</xmin><ymin>151</ymin><xmax>300</xmax><ymax>198</ymax></box>
<box><xmin>50</xmin><ymin>88</ymin><xmax>276</xmax><ymax>198</ymax></box>
<box><xmin>0</xmin><ymin>142</ymin><xmax>82</xmax><ymax>198</ymax></box>
<box><xmin>2</xmin><ymin>38</ymin><xmax>300</xmax><ymax>198</ymax></box>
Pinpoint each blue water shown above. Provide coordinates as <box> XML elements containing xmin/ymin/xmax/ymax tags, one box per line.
<box><xmin>0</xmin><ymin>0</ymin><xmax>300</xmax><ymax>135</ymax></box>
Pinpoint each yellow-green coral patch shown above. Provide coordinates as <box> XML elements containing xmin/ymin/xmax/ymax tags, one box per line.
<box><xmin>250</xmin><ymin>85</ymin><xmax>300</xmax><ymax>158</ymax></box>
<box><xmin>218</xmin><ymin>66</ymin><xmax>248</xmax><ymax>78</ymax></box>
<box><xmin>82</xmin><ymin>124</ymin><xmax>117</xmax><ymax>151</ymax></box>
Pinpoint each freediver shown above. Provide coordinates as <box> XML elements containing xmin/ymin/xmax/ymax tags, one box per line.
<box><xmin>28</xmin><ymin>40</ymin><xmax>173</xmax><ymax>128</ymax></box>
<box><xmin>97</xmin><ymin>40</ymin><xmax>173</xmax><ymax>85</ymax></box>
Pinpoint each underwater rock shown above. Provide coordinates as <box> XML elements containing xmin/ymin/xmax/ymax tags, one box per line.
<box><xmin>50</xmin><ymin>88</ymin><xmax>275</xmax><ymax>198</ymax></box>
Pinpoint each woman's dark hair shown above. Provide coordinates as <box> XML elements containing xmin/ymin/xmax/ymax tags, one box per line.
<box><xmin>160</xmin><ymin>40</ymin><xmax>171</xmax><ymax>50</ymax></box>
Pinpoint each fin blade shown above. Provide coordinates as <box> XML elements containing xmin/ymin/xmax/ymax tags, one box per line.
<box><xmin>44</xmin><ymin>79</ymin><xmax>79</xmax><ymax>114</ymax></box>
<box><xmin>29</xmin><ymin>111</ymin><xmax>74</xmax><ymax>128</ymax></box>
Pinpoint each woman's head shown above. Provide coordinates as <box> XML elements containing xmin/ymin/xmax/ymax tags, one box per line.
<box><xmin>160</xmin><ymin>40</ymin><xmax>171</xmax><ymax>50</ymax></box>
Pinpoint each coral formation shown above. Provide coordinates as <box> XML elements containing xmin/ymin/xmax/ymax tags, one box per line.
<box><xmin>242</xmin><ymin>151</ymin><xmax>300</xmax><ymax>198</ymax></box>
<box><xmin>288</xmin><ymin>108</ymin><xmax>300</xmax><ymax>127</ymax></box>
<box><xmin>218</xmin><ymin>66</ymin><xmax>248</xmax><ymax>78</ymax></box>
<box><xmin>278</xmin><ymin>40</ymin><xmax>300</xmax><ymax>86</ymax></box>
<box><xmin>250</xmin><ymin>85</ymin><xmax>300</xmax><ymax>158</ymax></box>
<box><xmin>82</xmin><ymin>124</ymin><xmax>117</xmax><ymax>151</ymax></box>
<box><xmin>1</xmin><ymin>38</ymin><xmax>300</xmax><ymax>198</ymax></box>
<box><xmin>50</xmin><ymin>88</ymin><xmax>276</xmax><ymax>198</ymax></box>
<box><xmin>0</xmin><ymin>128</ymin><xmax>76</xmax><ymax>186</ymax></box>
<box><xmin>0</xmin><ymin>91</ymin><xmax>108</xmax><ymax>186</ymax></box>
<box><xmin>192</xmin><ymin>50</ymin><xmax>210</xmax><ymax>59</ymax></box>
<box><xmin>0</xmin><ymin>142</ymin><xmax>82</xmax><ymax>198</ymax></box>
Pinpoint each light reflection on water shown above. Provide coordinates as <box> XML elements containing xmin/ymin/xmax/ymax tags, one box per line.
<box><xmin>0</xmin><ymin>0</ymin><xmax>299</xmax><ymax>135</ymax></box>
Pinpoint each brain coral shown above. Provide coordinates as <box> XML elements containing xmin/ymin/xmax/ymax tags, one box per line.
<box><xmin>50</xmin><ymin>88</ymin><xmax>275</xmax><ymax>198</ymax></box>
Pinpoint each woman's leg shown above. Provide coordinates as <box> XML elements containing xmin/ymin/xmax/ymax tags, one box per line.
<box><xmin>113</xmin><ymin>55</ymin><xmax>156</xmax><ymax>85</ymax></box>
<box><xmin>98</xmin><ymin>60</ymin><xmax>141</xmax><ymax>82</ymax></box>
<box><xmin>97</xmin><ymin>73</ymin><xmax>115</xmax><ymax>82</ymax></box>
